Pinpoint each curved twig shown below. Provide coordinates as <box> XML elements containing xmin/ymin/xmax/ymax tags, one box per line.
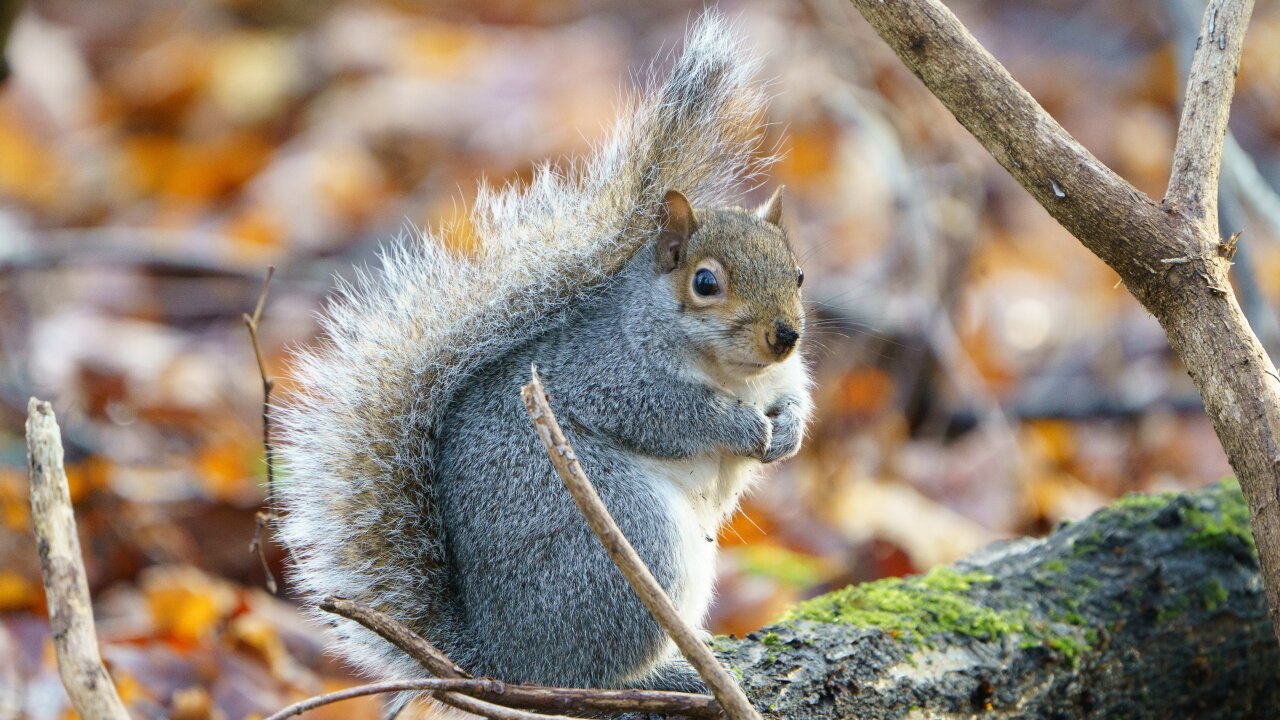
<box><xmin>244</xmin><ymin>266</ymin><xmax>281</xmax><ymax>593</ymax></box>
<box><xmin>265</xmin><ymin>679</ymin><xmax>484</xmax><ymax>720</ymax></box>
<box><xmin>321</xmin><ymin>597</ymin><xmax>469</xmax><ymax>680</ymax></box>
<box><xmin>320</xmin><ymin>597</ymin><xmax>723</xmax><ymax>718</ymax></box>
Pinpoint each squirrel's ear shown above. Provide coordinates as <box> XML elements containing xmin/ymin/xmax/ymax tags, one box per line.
<box><xmin>757</xmin><ymin>185</ymin><xmax>785</xmax><ymax>227</ymax></box>
<box><xmin>656</xmin><ymin>189</ymin><xmax>697</xmax><ymax>273</ymax></box>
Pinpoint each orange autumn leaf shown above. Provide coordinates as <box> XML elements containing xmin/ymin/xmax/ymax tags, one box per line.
<box><xmin>226</xmin><ymin>612</ymin><xmax>316</xmax><ymax>688</ymax></box>
<box><xmin>63</xmin><ymin>458</ymin><xmax>112</xmax><ymax>505</ymax></box>
<box><xmin>1024</xmin><ymin>419</ymin><xmax>1077</xmax><ymax>468</ymax></box>
<box><xmin>400</xmin><ymin>22</ymin><xmax>486</xmax><ymax>77</ymax></box>
<box><xmin>0</xmin><ymin>570</ymin><xmax>40</xmax><ymax>613</ymax></box>
<box><xmin>836</xmin><ymin>367</ymin><xmax>896</xmax><ymax>416</ymax></box>
<box><xmin>196</xmin><ymin>440</ymin><xmax>258</xmax><ymax>503</ymax></box>
<box><xmin>226</xmin><ymin>204</ymin><xmax>286</xmax><ymax>253</ymax></box>
<box><xmin>0</xmin><ymin>100</ymin><xmax>65</xmax><ymax>210</ymax></box>
<box><xmin>141</xmin><ymin>565</ymin><xmax>237</xmax><ymax>644</ymax></box>
<box><xmin>122</xmin><ymin>131</ymin><xmax>273</xmax><ymax>201</ymax></box>
<box><xmin>0</xmin><ymin>468</ymin><xmax>30</xmax><ymax>532</ymax></box>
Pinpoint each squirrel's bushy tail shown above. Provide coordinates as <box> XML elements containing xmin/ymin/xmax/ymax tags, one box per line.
<box><xmin>276</xmin><ymin>12</ymin><xmax>771</xmax><ymax>679</ymax></box>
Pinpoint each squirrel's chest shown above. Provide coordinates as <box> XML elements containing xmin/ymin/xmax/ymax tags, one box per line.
<box><xmin>649</xmin><ymin>459</ymin><xmax>752</xmax><ymax>629</ymax></box>
<box><xmin>645</xmin><ymin>454</ymin><xmax>758</xmax><ymax>536</ymax></box>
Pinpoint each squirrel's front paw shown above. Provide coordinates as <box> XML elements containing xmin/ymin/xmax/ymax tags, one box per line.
<box><xmin>727</xmin><ymin>404</ymin><xmax>772</xmax><ymax>461</ymax></box>
<box><xmin>761</xmin><ymin>398</ymin><xmax>805</xmax><ymax>464</ymax></box>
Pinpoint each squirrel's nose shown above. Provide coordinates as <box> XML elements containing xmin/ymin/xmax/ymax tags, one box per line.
<box><xmin>767</xmin><ymin>322</ymin><xmax>799</xmax><ymax>358</ymax></box>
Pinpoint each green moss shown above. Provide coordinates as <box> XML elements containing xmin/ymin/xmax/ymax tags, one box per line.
<box><xmin>1157</xmin><ymin>594</ymin><xmax>1191</xmax><ymax>623</ymax></box>
<box><xmin>1045</xmin><ymin>634</ymin><xmax>1091</xmax><ymax>665</ymax></box>
<box><xmin>1054</xmin><ymin>609</ymin><xmax>1088</xmax><ymax>627</ymax></box>
<box><xmin>1072</xmin><ymin>530</ymin><xmax>1106</xmax><ymax>557</ymax></box>
<box><xmin>1041</xmin><ymin>559</ymin><xmax>1068</xmax><ymax>574</ymax></box>
<box><xmin>1110</xmin><ymin>491</ymin><xmax>1177</xmax><ymax>514</ymax></box>
<box><xmin>760</xmin><ymin>631</ymin><xmax>782</xmax><ymax>647</ymax></box>
<box><xmin>781</xmin><ymin>568</ymin><xmax>1020</xmax><ymax>645</ymax></box>
<box><xmin>782</xmin><ymin>567</ymin><xmax>1096</xmax><ymax>665</ymax></box>
<box><xmin>1183</xmin><ymin>479</ymin><xmax>1255</xmax><ymax>556</ymax></box>
<box><xmin>1202</xmin><ymin>579</ymin><xmax>1229</xmax><ymax>611</ymax></box>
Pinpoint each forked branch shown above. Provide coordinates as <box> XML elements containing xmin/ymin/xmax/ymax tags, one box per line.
<box><xmin>843</xmin><ymin>0</ymin><xmax>1280</xmax><ymax>648</ymax></box>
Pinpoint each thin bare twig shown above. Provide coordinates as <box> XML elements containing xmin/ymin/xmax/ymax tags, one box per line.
<box><xmin>26</xmin><ymin>398</ymin><xmax>130</xmax><ymax>720</ymax></box>
<box><xmin>265</xmin><ymin>679</ymin><xmax>485</xmax><ymax>720</ymax></box>
<box><xmin>521</xmin><ymin>368</ymin><xmax>759</xmax><ymax>720</ymax></box>
<box><xmin>1166</xmin><ymin>0</ymin><xmax>1258</xmax><ymax>222</ymax></box>
<box><xmin>321</xmin><ymin>597</ymin><xmax>469</xmax><ymax>680</ymax></box>
<box><xmin>265</xmin><ymin>679</ymin><xmax>576</xmax><ymax>720</ymax></box>
<box><xmin>320</xmin><ymin>597</ymin><xmax>724</xmax><ymax>718</ymax></box>
<box><xmin>434</xmin><ymin>694</ymin><xmax>576</xmax><ymax>720</ymax></box>
<box><xmin>244</xmin><ymin>266</ymin><xmax>279</xmax><ymax>593</ymax></box>
<box><xmin>1167</xmin><ymin>0</ymin><xmax>1280</xmax><ymax>351</ymax></box>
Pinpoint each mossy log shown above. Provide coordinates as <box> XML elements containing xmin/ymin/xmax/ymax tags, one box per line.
<box><xmin>711</xmin><ymin>481</ymin><xmax>1276</xmax><ymax>719</ymax></box>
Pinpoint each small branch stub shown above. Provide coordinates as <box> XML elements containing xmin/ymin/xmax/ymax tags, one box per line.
<box><xmin>26</xmin><ymin>398</ymin><xmax>130</xmax><ymax>720</ymax></box>
<box><xmin>521</xmin><ymin>367</ymin><xmax>760</xmax><ymax>720</ymax></box>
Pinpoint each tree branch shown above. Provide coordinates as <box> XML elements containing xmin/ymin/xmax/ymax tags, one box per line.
<box><xmin>521</xmin><ymin>368</ymin><xmax>758</xmax><ymax>720</ymax></box>
<box><xmin>26</xmin><ymin>399</ymin><xmax>130</xmax><ymax>720</ymax></box>
<box><xmin>844</xmin><ymin>0</ymin><xmax>1280</xmax><ymax>650</ymax></box>
<box><xmin>844</xmin><ymin>0</ymin><xmax>1170</xmax><ymax>289</ymax></box>
<box><xmin>320</xmin><ymin>598</ymin><xmax>723</xmax><ymax>718</ymax></box>
<box><xmin>1167</xmin><ymin>0</ymin><xmax>1257</xmax><ymax>222</ymax></box>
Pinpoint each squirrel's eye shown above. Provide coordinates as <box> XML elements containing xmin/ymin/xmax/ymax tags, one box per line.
<box><xmin>692</xmin><ymin>268</ymin><xmax>720</xmax><ymax>297</ymax></box>
<box><xmin>797</xmin><ymin>268</ymin><xmax>805</xmax><ymax>288</ymax></box>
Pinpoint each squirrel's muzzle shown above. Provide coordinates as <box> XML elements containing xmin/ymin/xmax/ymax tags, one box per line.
<box><xmin>766</xmin><ymin>321</ymin><xmax>799</xmax><ymax>359</ymax></box>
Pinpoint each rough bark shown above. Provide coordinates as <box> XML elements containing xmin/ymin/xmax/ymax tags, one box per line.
<box><xmin>843</xmin><ymin>0</ymin><xmax>1280</xmax><ymax>647</ymax></box>
<box><xmin>712</xmin><ymin>481</ymin><xmax>1275</xmax><ymax>719</ymax></box>
<box><xmin>26</xmin><ymin>398</ymin><xmax>131</xmax><ymax>720</ymax></box>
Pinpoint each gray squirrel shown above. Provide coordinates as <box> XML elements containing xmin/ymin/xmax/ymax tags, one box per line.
<box><xmin>276</xmin><ymin>12</ymin><xmax>812</xmax><ymax>708</ymax></box>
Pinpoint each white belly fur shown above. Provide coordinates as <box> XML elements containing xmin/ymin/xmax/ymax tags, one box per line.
<box><xmin>641</xmin><ymin>354</ymin><xmax>810</xmax><ymax>630</ymax></box>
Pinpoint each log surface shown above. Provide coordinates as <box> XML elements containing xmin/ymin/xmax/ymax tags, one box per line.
<box><xmin>711</xmin><ymin>482</ymin><xmax>1275</xmax><ymax>719</ymax></box>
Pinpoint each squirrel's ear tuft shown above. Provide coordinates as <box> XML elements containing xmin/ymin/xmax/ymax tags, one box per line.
<box><xmin>758</xmin><ymin>185</ymin><xmax>785</xmax><ymax>227</ymax></box>
<box><xmin>656</xmin><ymin>190</ymin><xmax>697</xmax><ymax>273</ymax></box>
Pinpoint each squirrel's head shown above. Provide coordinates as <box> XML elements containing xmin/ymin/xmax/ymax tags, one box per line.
<box><xmin>654</xmin><ymin>187</ymin><xmax>804</xmax><ymax>378</ymax></box>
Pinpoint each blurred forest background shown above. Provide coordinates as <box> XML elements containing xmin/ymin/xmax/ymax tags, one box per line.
<box><xmin>1</xmin><ymin>0</ymin><xmax>1279</xmax><ymax>717</ymax></box>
